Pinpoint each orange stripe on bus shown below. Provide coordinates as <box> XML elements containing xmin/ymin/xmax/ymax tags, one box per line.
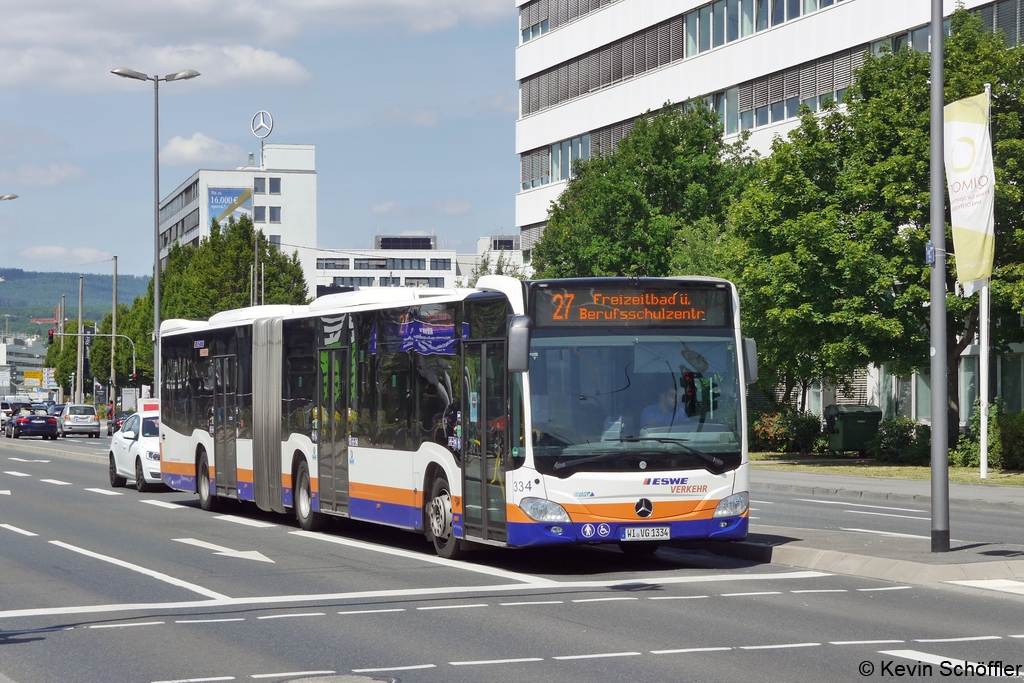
<box><xmin>282</xmin><ymin>473</ymin><xmax>292</xmax><ymax>489</ymax></box>
<box><xmin>237</xmin><ymin>469</ymin><xmax>254</xmax><ymax>484</ymax></box>
<box><xmin>350</xmin><ymin>482</ymin><xmax>422</xmax><ymax>508</ymax></box>
<box><xmin>161</xmin><ymin>461</ymin><xmax>196</xmax><ymax>476</ymax></box>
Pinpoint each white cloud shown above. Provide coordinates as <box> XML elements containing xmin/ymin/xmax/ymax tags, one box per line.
<box><xmin>371</xmin><ymin>202</ymin><xmax>397</xmax><ymax>214</ymax></box>
<box><xmin>0</xmin><ymin>1</ymin><xmax>509</xmax><ymax>92</ymax></box>
<box><xmin>162</xmin><ymin>133</ymin><xmax>245</xmax><ymax>166</ymax></box>
<box><xmin>0</xmin><ymin>163</ymin><xmax>86</xmax><ymax>187</ymax></box>
<box><xmin>18</xmin><ymin>246</ymin><xmax>112</xmax><ymax>265</ymax></box>
<box><xmin>438</xmin><ymin>200</ymin><xmax>472</xmax><ymax>215</ymax></box>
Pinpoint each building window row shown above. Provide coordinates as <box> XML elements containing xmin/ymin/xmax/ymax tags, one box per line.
<box><xmin>317</xmin><ymin>258</ymin><xmax>350</xmax><ymax>270</ymax></box>
<box><xmin>253</xmin><ymin>177</ymin><xmax>282</xmax><ymax>195</ymax></box>
<box><xmin>333</xmin><ymin>276</ymin><xmax>445</xmax><ymax>288</ymax></box>
<box><xmin>253</xmin><ymin>206</ymin><xmax>282</xmax><ymax>224</ymax></box>
<box><xmin>354</xmin><ymin>258</ymin><xmax>427</xmax><ymax>271</ymax></box>
<box><xmin>430</xmin><ymin>258</ymin><xmax>452</xmax><ymax>271</ymax></box>
<box><xmin>520</xmin><ymin>0</ymin><xmax>850</xmax><ymax>117</ymax></box>
<box><xmin>160</xmin><ymin>207</ymin><xmax>200</xmax><ymax>250</ymax></box>
<box><xmin>159</xmin><ymin>180</ymin><xmax>199</xmax><ymax>224</ymax></box>
<box><xmin>521</xmin><ymin>133</ymin><xmax>591</xmax><ymax>190</ymax></box>
<box><xmin>520</xmin><ymin>0</ymin><xmax>623</xmax><ymax>43</ymax></box>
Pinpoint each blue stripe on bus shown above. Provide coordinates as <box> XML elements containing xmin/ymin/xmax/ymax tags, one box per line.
<box><xmin>237</xmin><ymin>482</ymin><xmax>255</xmax><ymax>502</ymax></box>
<box><xmin>283</xmin><ymin>487</ymin><xmax>293</xmax><ymax>508</ymax></box>
<box><xmin>163</xmin><ymin>473</ymin><xmax>196</xmax><ymax>492</ymax></box>
<box><xmin>350</xmin><ymin>497</ymin><xmax>422</xmax><ymax>530</ymax></box>
<box><xmin>506</xmin><ymin>516</ymin><xmax>748</xmax><ymax>547</ymax></box>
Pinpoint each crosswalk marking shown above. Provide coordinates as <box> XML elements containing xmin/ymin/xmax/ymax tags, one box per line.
<box><xmin>948</xmin><ymin>579</ymin><xmax>1024</xmax><ymax>596</ymax></box>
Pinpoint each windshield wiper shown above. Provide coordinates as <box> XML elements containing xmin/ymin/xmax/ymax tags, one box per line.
<box><xmin>553</xmin><ymin>438</ymin><xmax>723</xmax><ymax>472</ymax></box>
<box><xmin>605</xmin><ymin>437</ymin><xmax>724</xmax><ymax>467</ymax></box>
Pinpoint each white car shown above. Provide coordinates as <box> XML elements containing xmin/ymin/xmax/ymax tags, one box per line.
<box><xmin>108</xmin><ymin>410</ymin><xmax>162</xmax><ymax>492</ymax></box>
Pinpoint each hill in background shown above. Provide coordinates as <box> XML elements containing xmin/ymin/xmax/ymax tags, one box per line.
<box><xmin>0</xmin><ymin>269</ymin><xmax>150</xmax><ymax>335</ymax></box>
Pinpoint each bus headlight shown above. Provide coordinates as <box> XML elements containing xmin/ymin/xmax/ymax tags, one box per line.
<box><xmin>520</xmin><ymin>497</ymin><xmax>571</xmax><ymax>523</ymax></box>
<box><xmin>713</xmin><ymin>492</ymin><xmax>748</xmax><ymax>518</ymax></box>
<box><xmin>146</xmin><ymin>450</ymin><xmax>160</xmax><ymax>461</ymax></box>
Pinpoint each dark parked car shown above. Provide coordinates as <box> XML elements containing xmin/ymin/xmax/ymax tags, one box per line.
<box><xmin>5</xmin><ymin>407</ymin><xmax>58</xmax><ymax>440</ymax></box>
<box><xmin>106</xmin><ymin>411</ymin><xmax>132</xmax><ymax>436</ymax></box>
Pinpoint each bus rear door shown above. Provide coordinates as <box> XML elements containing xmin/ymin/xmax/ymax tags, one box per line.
<box><xmin>462</xmin><ymin>341</ymin><xmax>508</xmax><ymax>543</ymax></box>
<box><xmin>317</xmin><ymin>347</ymin><xmax>349</xmax><ymax>514</ymax></box>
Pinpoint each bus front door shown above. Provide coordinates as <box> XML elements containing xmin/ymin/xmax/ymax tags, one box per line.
<box><xmin>462</xmin><ymin>341</ymin><xmax>508</xmax><ymax>543</ymax></box>
<box><xmin>317</xmin><ymin>348</ymin><xmax>349</xmax><ymax>514</ymax></box>
<box><xmin>212</xmin><ymin>356</ymin><xmax>238</xmax><ymax>497</ymax></box>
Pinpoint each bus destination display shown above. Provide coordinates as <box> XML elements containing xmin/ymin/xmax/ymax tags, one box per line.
<box><xmin>532</xmin><ymin>285</ymin><xmax>730</xmax><ymax>327</ymax></box>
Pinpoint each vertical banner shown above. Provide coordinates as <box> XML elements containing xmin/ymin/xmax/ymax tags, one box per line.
<box><xmin>944</xmin><ymin>91</ymin><xmax>995</xmax><ymax>292</ymax></box>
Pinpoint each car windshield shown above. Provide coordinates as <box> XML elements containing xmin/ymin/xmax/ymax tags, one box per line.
<box><xmin>529</xmin><ymin>329</ymin><xmax>742</xmax><ymax>475</ymax></box>
<box><xmin>141</xmin><ymin>417</ymin><xmax>159</xmax><ymax>437</ymax></box>
<box><xmin>70</xmin><ymin>406</ymin><xmax>95</xmax><ymax>415</ymax></box>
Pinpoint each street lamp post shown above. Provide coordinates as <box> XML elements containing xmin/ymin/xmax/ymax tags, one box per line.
<box><xmin>111</xmin><ymin>67</ymin><xmax>199</xmax><ymax>399</ymax></box>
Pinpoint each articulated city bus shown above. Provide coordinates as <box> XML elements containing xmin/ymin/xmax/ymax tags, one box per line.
<box><xmin>159</xmin><ymin>275</ymin><xmax>756</xmax><ymax>558</ymax></box>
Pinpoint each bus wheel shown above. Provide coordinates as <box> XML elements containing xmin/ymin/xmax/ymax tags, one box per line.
<box><xmin>109</xmin><ymin>454</ymin><xmax>126</xmax><ymax>488</ymax></box>
<box><xmin>618</xmin><ymin>541</ymin><xmax>660</xmax><ymax>557</ymax></box>
<box><xmin>427</xmin><ymin>475</ymin><xmax>463</xmax><ymax>560</ymax></box>
<box><xmin>197</xmin><ymin>454</ymin><xmax>219</xmax><ymax>512</ymax></box>
<box><xmin>295</xmin><ymin>461</ymin><xmax>325</xmax><ymax>532</ymax></box>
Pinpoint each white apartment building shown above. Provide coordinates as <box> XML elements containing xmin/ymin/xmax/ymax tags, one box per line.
<box><xmin>515</xmin><ymin>0</ymin><xmax>1015</xmax><ymax>423</ymax></box>
<box><xmin>158</xmin><ymin>143</ymin><xmax>318</xmax><ymax>292</ymax></box>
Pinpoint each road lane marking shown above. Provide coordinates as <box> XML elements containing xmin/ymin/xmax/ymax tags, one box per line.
<box><xmin>947</xmin><ymin>579</ymin><xmax>1024</xmax><ymax>596</ymax></box>
<box><xmin>39</xmin><ymin>479</ymin><xmax>72</xmax><ymax>486</ymax></box>
<box><xmin>795</xmin><ymin>499</ymin><xmax>922</xmax><ymax>513</ymax></box>
<box><xmin>880</xmin><ymin>650</ymin><xmax>977</xmax><ymax>671</ymax></box>
<box><xmin>450</xmin><ymin>658</ymin><xmax>543</xmax><ymax>666</ymax></box>
<box><xmin>337</xmin><ymin>608</ymin><xmax>406</xmax><ymax>615</ymax></box>
<box><xmin>651</xmin><ymin>647</ymin><xmax>732</xmax><ymax>654</ymax></box>
<box><xmin>840</xmin><ymin>527</ymin><xmax>932</xmax><ymax>539</ymax></box>
<box><xmin>721</xmin><ymin>591</ymin><xmax>781</xmax><ymax>597</ymax></box>
<box><xmin>141</xmin><ymin>499</ymin><xmax>186</xmax><ymax>509</ymax></box>
<box><xmin>8</xmin><ymin>458</ymin><xmax>49</xmax><ymax>463</ymax></box>
<box><xmin>844</xmin><ymin>510</ymin><xmax>929</xmax><ymax>521</ymax></box>
<box><xmin>3</xmin><ymin>471</ymin><xmax>30</xmax><ymax>477</ymax></box>
<box><xmin>214</xmin><ymin>515</ymin><xmax>276</xmax><ymax>528</ymax></box>
<box><xmin>89</xmin><ymin>621</ymin><xmax>165</xmax><ymax>629</ymax></box>
<box><xmin>553</xmin><ymin>652</ymin><xmax>641</xmax><ymax>660</ymax></box>
<box><xmin>290</xmin><ymin>529</ymin><xmax>556</xmax><ymax>585</ymax></box>
<box><xmin>830</xmin><ymin>639</ymin><xmax>904</xmax><ymax>645</ymax></box>
<box><xmin>0</xmin><ymin>570</ymin><xmax>831</xmax><ymax>620</ymax></box>
<box><xmin>572</xmin><ymin>597</ymin><xmax>638</xmax><ymax>603</ymax></box>
<box><xmin>0</xmin><ymin>524</ymin><xmax>37</xmax><ymax>536</ymax></box>
<box><xmin>749</xmin><ymin>500</ymin><xmax>774</xmax><ymax>504</ymax></box>
<box><xmin>49</xmin><ymin>540</ymin><xmax>229</xmax><ymax>600</ymax></box>
<box><xmin>0</xmin><ymin>490</ymin><xmax>8</xmax><ymax>495</ymax></box>
<box><xmin>152</xmin><ymin>677</ymin><xmax>236</xmax><ymax>683</ymax></box>
<box><xmin>256</xmin><ymin>612</ymin><xmax>325</xmax><ymax>620</ymax></box>
<box><xmin>85</xmin><ymin>488</ymin><xmax>123</xmax><ymax>496</ymax></box>
<box><xmin>740</xmin><ymin>643</ymin><xmax>820</xmax><ymax>650</ymax></box>
<box><xmin>250</xmin><ymin>671</ymin><xmax>335</xmax><ymax>679</ymax></box>
<box><xmin>857</xmin><ymin>586</ymin><xmax>911</xmax><ymax>592</ymax></box>
<box><xmin>352</xmin><ymin>664</ymin><xmax>436</xmax><ymax>673</ymax></box>
<box><xmin>791</xmin><ymin>589</ymin><xmax>847</xmax><ymax>594</ymax></box>
<box><xmin>914</xmin><ymin>635</ymin><xmax>1001</xmax><ymax>643</ymax></box>
<box><xmin>500</xmin><ymin>600</ymin><xmax>563</xmax><ymax>606</ymax></box>
<box><xmin>174</xmin><ymin>538</ymin><xmax>274</xmax><ymax>563</ymax></box>
<box><xmin>176</xmin><ymin>618</ymin><xmax>245</xmax><ymax>624</ymax></box>
<box><xmin>648</xmin><ymin>595</ymin><xmax>708</xmax><ymax>600</ymax></box>
<box><xmin>416</xmin><ymin>603</ymin><xmax>488</xmax><ymax>611</ymax></box>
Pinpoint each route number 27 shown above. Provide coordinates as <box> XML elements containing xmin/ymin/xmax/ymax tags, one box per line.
<box><xmin>552</xmin><ymin>293</ymin><xmax>575</xmax><ymax>321</ymax></box>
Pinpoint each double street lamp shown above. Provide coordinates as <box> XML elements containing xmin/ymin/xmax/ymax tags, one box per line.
<box><xmin>111</xmin><ymin>67</ymin><xmax>199</xmax><ymax>398</ymax></box>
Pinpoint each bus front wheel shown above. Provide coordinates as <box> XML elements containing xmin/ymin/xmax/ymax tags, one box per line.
<box><xmin>295</xmin><ymin>461</ymin><xmax>325</xmax><ymax>532</ymax></box>
<box><xmin>427</xmin><ymin>475</ymin><xmax>463</xmax><ymax>560</ymax></box>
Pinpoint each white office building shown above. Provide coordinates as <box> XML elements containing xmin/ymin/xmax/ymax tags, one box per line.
<box><xmin>158</xmin><ymin>143</ymin><xmax>318</xmax><ymax>292</ymax></box>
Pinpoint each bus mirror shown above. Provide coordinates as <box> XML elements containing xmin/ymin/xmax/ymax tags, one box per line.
<box><xmin>743</xmin><ymin>338</ymin><xmax>758</xmax><ymax>385</ymax></box>
<box><xmin>507</xmin><ymin>315</ymin><xmax>533</xmax><ymax>373</ymax></box>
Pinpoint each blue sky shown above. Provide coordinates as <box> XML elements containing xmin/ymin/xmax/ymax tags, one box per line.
<box><xmin>0</xmin><ymin>0</ymin><xmax>518</xmax><ymax>277</ymax></box>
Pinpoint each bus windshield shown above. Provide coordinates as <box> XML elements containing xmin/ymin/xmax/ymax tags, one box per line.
<box><xmin>528</xmin><ymin>329</ymin><xmax>742</xmax><ymax>476</ymax></box>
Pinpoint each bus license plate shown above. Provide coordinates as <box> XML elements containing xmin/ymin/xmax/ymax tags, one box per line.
<box><xmin>621</xmin><ymin>526</ymin><xmax>670</xmax><ymax>541</ymax></box>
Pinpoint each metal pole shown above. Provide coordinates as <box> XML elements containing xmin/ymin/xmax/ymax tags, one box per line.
<box><xmin>76</xmin><ymin>276</ymin><xmax>84</xmax><ymax>404</ymax></box>
<box><xmin>60</xmin><ymin>295</ymin><xmax>65</xmax><ymax>351</ymax></box>
<box><xmin>111</xmin><ymin>255</ymin><xmax>117</xmax><ymax>410</ymax></box>
<box><xmin>930</xmin><ymin>0</ymin><xmax>950</xmax><ymax>553</ymax></box>
<box><xmin>153</xmin><ymin>76</ymin><xmax>161</xmax><ymax>400</ymax></box>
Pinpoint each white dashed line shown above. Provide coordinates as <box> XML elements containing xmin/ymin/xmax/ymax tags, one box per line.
<box><xmin>830</xmin><ymin>639</ymin><xmax>905</xmax><ymax>645</ymax></box>
<box><xmin>416</xmin><ymin>603</ymin><xmax>488</xmax><ymax>611</ymax></box>
<box><xmin>8</xmin><ymin>458</ymin><xmax>49</xmax><ymax>463</ymax></box>
<box><xmin>721</xmin><ymin>591</ymin><xmax>781</xmax><ymax>597</ymax></box>
<box><xmin>791</xmin><ymin>589</ymin><xmax>847</xmax><ymax>594</ymax></box>
<box><xmin>3</xmin><ymin>471</ymin><xmax>30</xmax><ymax>477</ymax></box>
<box><xmin>250</xmin><ymin>671</ymin><xmax>335</xmax><ymax>679</ymax></box>
<box><xmin>571</xmin><ymin>597</ymin><xmax>639</xmax><ymax>603</ymax></box>
<box><xmin>795</xmin><ymin>499</ymin><xmax>923</xmax><ymax>513</ymax></box>
<box><xmin>352</xmin><ymin>664</ymin><xmax>436</xmax><ymax>673</ymax></box>
<box><xmin>214</xmin><ymin>515</ymin><xmax>276</xmax><ymax>528</ymax></box>
<box><xmin>450</xmin><ymin>658</ymin><xmax>543</xmax><ymax>666</ymax></box>
<box><xmin>553</xmin><ymin>652</ymin><xmax>642</xmax><ymax>661</ymax></box>
<box><xmin>500</xmin><ymin>600</ymin><xmax>563</xmax><ymax>606</ymax></box>
<box><xmin>89</xmin><ymin>621</ymin><xmax>165</xmax><ymax>629</ymax></box>
<box><xmin>256</xmin><ymin>613</ymin><xmax>325</xmax><ymax>620</ymax></box>
<box><xmin>648</xmin><ymin>595</ymin><xmax>708</xmax><ymax>600</ymax></box>
<box><xmin>337</xmin><ymin>608</ymin><xmax>406</xmax><ymax>615</ymax></box>
<box><xmin>152</xmin><ymin>677</ymin><xmax>235</xmax><ymax>683</ymax></box>
<box><xmin>840</xmin><ymin>528</ymin><xmax>932</xmax><ymax>540</ymax></box>
<box><xmin>740</xmin><ymin>643</ymin><xmax>820</xmax><ymax>650</ymax></box>
<box><xmin>844</xmin><ymin>510</ymin><xmax>929</xmax><ymax>521</ymax></box>
<box><xmin>857</xmin><ymin>586</ymin><xmax>911</xmax><ymax>592</ymax></box>
<box><xmin>39</xmin><ymin>479</ymin><xmax>72</xmax><ymax>485</ymax></box>
<box><xmin>880</xmin><ymin>650</ymin><xmax>977</xmax><ymax>671</ymax></box>
<box><xmin>176</xmin><ymin>618</ymin><xmax>246</xmax><ymax>624</ymax></box>
<box><xmin>141</xmin><ymin>499</ymin><xmax>185</xmax><ymax>509</ymax></box>
<box><xmin>0</xmin><ymin>523</ymin><xmax>37</xmax><ymax>536</ymax></box>
<box><xmin>651</xmin><ymin>647</ymin><xmax>732</xmax><ymax>654</ymax></box>
<box><xmin>85</xmin><ymin>488</ymin><xmax>123</xmax><ymax>496</ymax></box>
<box><xmin>914</xmin><ymin>635</ymin><xmax>1001</xmax><ymax>643</ymax></box>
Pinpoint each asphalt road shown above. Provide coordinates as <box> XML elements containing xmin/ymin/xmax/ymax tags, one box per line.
<box><xmin>1</xmin><ymin>439</ymin><xmax>1023</xmax><ymax>683</ymax></box>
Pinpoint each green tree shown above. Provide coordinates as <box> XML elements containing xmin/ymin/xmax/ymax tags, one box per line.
<box><xmin>533</xmin><ymin>101</ymin><xmax>750</xmax><ymax>278</ymax></box>
<box><xmin>467</xmin><ymin>251</ymin><xmax>528</xmax><ymax>287</ymax></box>
<box><xmin>88</xmin><ymin>303</ymin><xmax>136</xmax><ymax>389</ymax></box>
<box><xmin>43</xmin><ymin>318</ymin><xmax>94</xmax><ymax>396</ymax></box>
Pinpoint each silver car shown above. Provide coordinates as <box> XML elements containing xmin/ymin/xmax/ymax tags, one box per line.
<box><xmin>58</xmin><ymin>404</ymin><xmax>101</xmax><ymax>438</ymax></box>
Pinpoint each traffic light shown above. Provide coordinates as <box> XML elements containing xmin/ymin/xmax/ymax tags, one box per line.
<box><xmin>131</xmin><ymin>373</ymin><xmax>137</xmax><ymax>383</ymax></box>
<box><xmin>48</xmin><ymin>329</ymin><xmax>54</xmax><ymax>346</ymax></box>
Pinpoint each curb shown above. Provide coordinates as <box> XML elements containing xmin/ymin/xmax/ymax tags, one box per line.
<box><xmin>750</xmin><ymin>481</ymin><xmax>1024</xmax><ymax>512</ymax></box>
<box><xmin>696</xmin><ymin>539</ymin><xmax>1024</xmax><ymax>589</ymax></box>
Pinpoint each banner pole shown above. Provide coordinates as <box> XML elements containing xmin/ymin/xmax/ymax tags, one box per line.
<box><xmin>980</xmin><ymin>279</ymin><xmax>989</xmax><ymax>479</ymax></box>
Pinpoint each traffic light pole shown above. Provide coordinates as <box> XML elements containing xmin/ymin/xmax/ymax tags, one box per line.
<box><xmin>57</xmin><ymin>332</ymin><xmax>137</xmax><ymax>382</ymax></box>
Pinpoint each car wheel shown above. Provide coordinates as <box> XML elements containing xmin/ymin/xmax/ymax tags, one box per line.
<box><xmin>12</xmin><ymin>427</ymin><xmax>18</xmax><ymax>439</ymax></box>
<box><xmin>135</xmin><ymin>458</ymin><xmax>151</xmax><ymax>493</ymax></box>
<box><xmin>295</xmin><ymin>460</ymin><xmax>325</xmax><ymax>531</ymax></box>
<box><xmin>109</xmin><ymin>454</ymin><xmax>126</xmax><ymax>487</ymax></box>
<box><xmin>427</xmin><ymin>474</ymin><xmax>463</xmax><ymax>559</ymax></box>
<box><xmin>197</xmin><ymin>453</ymin><xmax>219</xmax><ymax>512</ymax></box>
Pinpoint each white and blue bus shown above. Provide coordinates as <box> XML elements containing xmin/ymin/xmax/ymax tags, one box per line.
<box><xmin>159</xmin><ymin>275</ymin><xmax>757</xmax><ymax>558</ymax></box>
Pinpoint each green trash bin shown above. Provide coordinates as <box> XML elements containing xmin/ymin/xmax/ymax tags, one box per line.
<box><xmin>824</xmin><ymin>404</ymin><xmax>882</xmax><ymax>457</ymax></box>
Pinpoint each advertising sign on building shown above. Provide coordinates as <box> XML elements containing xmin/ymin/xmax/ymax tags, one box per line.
<box><xmin>209</xmin><ymin>187</ymin><xmax>253</xmax><ymax>226</ymax></box>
